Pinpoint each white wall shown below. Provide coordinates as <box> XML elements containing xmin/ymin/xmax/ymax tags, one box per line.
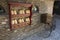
<box><xmin>45</xmin><ymin>0</ymin><xmax>54</xmax><ymax>16</ymax></box>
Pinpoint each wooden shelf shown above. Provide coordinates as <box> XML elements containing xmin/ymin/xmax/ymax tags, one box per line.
<box><xmin>12</xmin><ymin>22</ymin><xmax>30</xmax><ymax>29</ymax></box>
<box><xmin>11</xmin><ymin>13</ymin><xmax>30</xmax><ymax>19</ymax></box>
<box><xmin>9</xmin><ymin>2</ymin><xmax>32</xmax><ymax>8</ymax></box>
<box><xmin>9</xmin><ymin>2</ymin><xmax>32</xmax><ymax>30</ymax></box>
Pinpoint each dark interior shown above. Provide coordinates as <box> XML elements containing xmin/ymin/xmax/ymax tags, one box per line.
<box><xmin>0</xmin><ymin>5</ymin><xmax>5</xmax><ymax>15</ymax></box>
<box><xmin>53</xmin><ymin>1</ymin><xmax>60</xmax><ymax>15</ymax></box>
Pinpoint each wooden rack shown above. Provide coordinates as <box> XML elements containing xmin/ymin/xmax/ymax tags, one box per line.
<box><xmin>8</xmin><ymin>2</ymin><xmax>32</xmax><ymax>30</ymax></box>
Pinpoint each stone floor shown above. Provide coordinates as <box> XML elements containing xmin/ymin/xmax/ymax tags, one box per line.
<box><xmin>23</xmin><ymin>15</ymin><xmax>60</xmax><ymax>40</ymax></box>
<box><xmin>0</xmin><ymin>15</ymin><xmax>60</xmax><ymax>40</ymax></box>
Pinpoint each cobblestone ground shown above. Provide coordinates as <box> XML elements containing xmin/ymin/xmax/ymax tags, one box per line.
<box><xmin>0</xmin><ymin>23</ymin><xmax>51</xmax><ymax>40</ymax></box>
<box><xmin>23</xmin><ymin>15</ymin><xmax>60</xmax><ymax>40</ymax></box>
<box><xmin>0</xmin><ymin>14</ymin><xmax>52</xmax><ymax>40</ymax></box>
<box><xmin>0</xmin><ymin>15</ymin><xmax>60</xmax><ymax>40</ymax></box>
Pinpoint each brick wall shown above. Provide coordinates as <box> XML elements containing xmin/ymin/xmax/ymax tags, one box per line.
<box><xmin>0</xmin><ymin>0</ymin><xmax>54</xmax><ymax>28</ymax></box>
<box><xmin>0</xmin><ymin>0</ymin><xmax>9</xmax><ymax>28</ymax></box>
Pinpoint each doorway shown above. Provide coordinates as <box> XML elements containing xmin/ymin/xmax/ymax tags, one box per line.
<box><xmin>53</xmin><ymin>1</ymin><xmax>60</xmax><ymax>15</ymax></box>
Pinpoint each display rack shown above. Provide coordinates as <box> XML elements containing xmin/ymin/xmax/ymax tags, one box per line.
<box><xmin>8</xmin><ymin>2</ymin><xmax>32</xmax><ymax>30</ymax></box>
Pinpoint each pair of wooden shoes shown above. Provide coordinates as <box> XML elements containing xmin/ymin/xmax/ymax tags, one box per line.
<box><xmin>11</xmin><ymin>10</ymin><xmax>17</xmax><ymax>15</ymax></box>
<box><xmin>12</xmin><ymin>20</ymin><xmax>17</xmax><ymax>24</ymax></box>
